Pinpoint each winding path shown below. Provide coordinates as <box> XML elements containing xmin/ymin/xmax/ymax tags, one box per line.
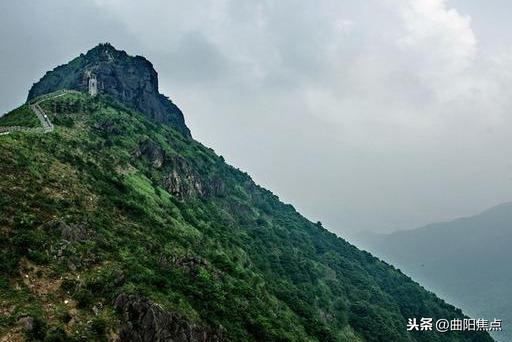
<box><xmin>30</xmin><ymin>102</ymin><xmax>53</xmax><ymax>133</ymax></box>
<box><xmin>0</xmin><ymin>90</ymin><xmax>76</xmax><ymax>136</ymax></box>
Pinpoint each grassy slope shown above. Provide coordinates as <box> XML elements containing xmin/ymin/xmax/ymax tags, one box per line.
<box><xmin>0</xmin><ymin>105</ymin><xmax>39</xmax><ymax>128</ymax></box>
<box><xmin>0</xmin><ymin>93</ymin><xmax>493</xmax><ymax>341</ymax></box>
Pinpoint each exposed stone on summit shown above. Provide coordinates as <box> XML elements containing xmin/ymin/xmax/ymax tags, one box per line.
<box><xmin>27</xmin><ymin>43</ymin><xmax>191</xmax><ymax>137</ymax></box>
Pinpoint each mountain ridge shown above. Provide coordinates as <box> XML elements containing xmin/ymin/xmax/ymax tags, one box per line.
<box><xmin>0</xmin><ymin>44</ymin><xmax>494</xmax><ymax>341</ymax></box>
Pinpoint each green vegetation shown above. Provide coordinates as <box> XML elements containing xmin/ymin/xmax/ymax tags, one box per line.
<box><xmin>0</xmin><ymin>93</ymin><xmax>493</xmax><ymax>341</ymax></box>
<box><xmin>0</xmin><ymin>104</ymin><xmax>39</xmax><ymax>128</ymax></box>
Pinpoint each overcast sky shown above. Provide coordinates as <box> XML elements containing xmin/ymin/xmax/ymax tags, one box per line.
<box><xmin>2</xmin><ymin>0</ymin><xmax>512</xmax><ymax>238</ymax></box>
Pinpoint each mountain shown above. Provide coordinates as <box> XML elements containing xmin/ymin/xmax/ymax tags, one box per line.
<box><xmin>358</xmin><ymin>203</ymin><xmax>512</xmax><ymax>342</ymax></box>
<box><xmin>0</xmin><ymin>44</ymin><xmax>493</xmax><ymax>341</ymax></box>
<box><xmin>27</xmin><ymin>43</ymin><xmax>190</xmax><ymax>138</ymax></box>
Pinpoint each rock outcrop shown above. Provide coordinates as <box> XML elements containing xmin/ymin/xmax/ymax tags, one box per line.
<box><xmin>162</xmin><ymin>157</ymin><xmax>226</xmax><ymax>198</ymax></box>
<box><xmin>114</xmin><ymin>294</ymin><xmax>223</xmax><ymax>342</ymax></box>
<box><xmin>134</xmin><ymin>138</ymin><xmax>165</xmax><ymax>168</ymax></box>
<box><xmin>28</xmin><ymin>43</ymin><xmax>191</xmax><ymax>137</ymax></box>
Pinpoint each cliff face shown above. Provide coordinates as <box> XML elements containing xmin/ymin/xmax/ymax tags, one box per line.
<box><xmin>27</xmin><ymin>43</ymin><xmax>191</xmax><ymax>137</ymax></box>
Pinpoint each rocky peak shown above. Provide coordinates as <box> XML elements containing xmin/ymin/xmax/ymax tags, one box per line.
<box><xmin>27</xmin><ymin>43</ymin><xmax>191</xmax><ymax>137</ymax></box>
<box><xmin>84</xmin><ymin>42</ymin><xmax>123</xmax><ymax>62</ymax></box>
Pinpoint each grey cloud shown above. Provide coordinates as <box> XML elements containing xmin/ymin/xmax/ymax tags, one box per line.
<box><xmin>157</xmin><ymin>31</ymin><xmax>230</xmax><ymax>84</ymax></box>
<box><xmin>2</xmin><ymin>0</ymin><xmax>512</xmax><ymax>238</ymax></box>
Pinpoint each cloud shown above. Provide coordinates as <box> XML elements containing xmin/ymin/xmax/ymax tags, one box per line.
<box><xmin>2</xmin><ymin>0</ymin><xmax>512</xmax><ymax>235</ymax></box>
<box><xmin>395</xmin><ymin>0</ymin><xmax>477</xmax><ymax>98</ymax></box>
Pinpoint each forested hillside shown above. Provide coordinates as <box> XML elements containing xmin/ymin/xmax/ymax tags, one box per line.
<box><xmin>0</xmin><ymin>44</ymin><xmax>493</xmax><ymax>342</ymax></box>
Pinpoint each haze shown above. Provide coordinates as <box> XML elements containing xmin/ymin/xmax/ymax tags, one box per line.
<box><xmin>2</xmin><ymin>0</ymin><xmax>512</xmax><ymax>237</ymax></box>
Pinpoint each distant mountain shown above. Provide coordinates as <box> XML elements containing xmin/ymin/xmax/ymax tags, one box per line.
<box><xmin>359</xmin><ymin>203</ymin><xmax>512</xmax><ymax>342</ymax></box>
<box><xmin>0</xmin><ymin>44</ymin><xmax>493</xmax><ymax>341</ymax></box>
